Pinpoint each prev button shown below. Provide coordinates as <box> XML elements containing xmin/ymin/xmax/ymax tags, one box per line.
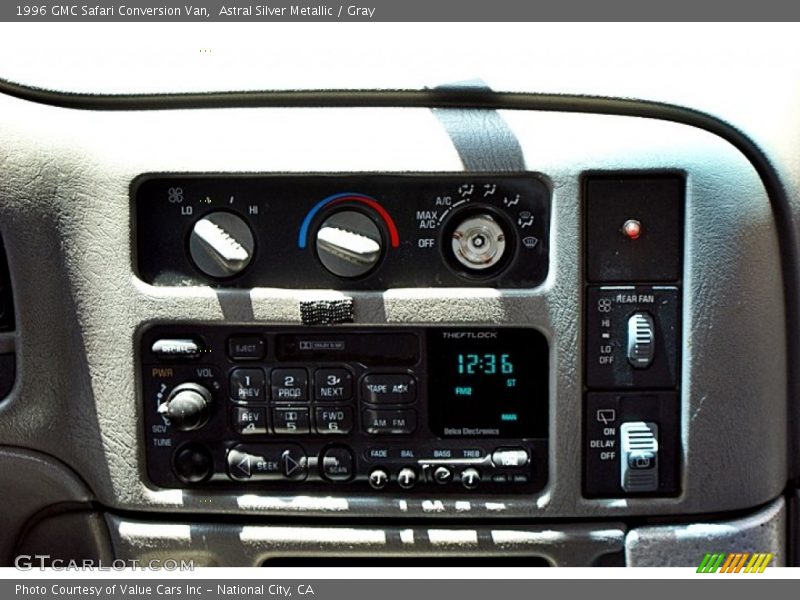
<box><xmin>362</xmin><ymin>409</ymin><xmax>417</xmax><ymax>435</ymax></box>
<box><xmin>229</xmin><ymin>368</ymin><xmax>266</xmax><ymax>403</ymax></box>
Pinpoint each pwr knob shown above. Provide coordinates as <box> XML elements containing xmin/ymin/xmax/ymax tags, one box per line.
<box><xmin>159</xmin><ymin>383</ymin><xmax>212</xmax><ymax>431</ymax></box>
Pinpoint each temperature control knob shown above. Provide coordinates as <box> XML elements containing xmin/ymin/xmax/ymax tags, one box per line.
<box><xmin>189</xmin><ymin>211</ymin><xmax>254</xmax><ymax>278</ymax></box>
<box><xmin>158</xmin><ymin>382</ymin><xmax>212</xmax><ymax>431</ymax></box>
<box><xmin>315</xmin><ymin>210</ymin><xmax>383</xmax><ymax>278</ymax></box>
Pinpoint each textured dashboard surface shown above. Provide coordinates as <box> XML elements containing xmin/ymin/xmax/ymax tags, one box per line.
<box><xmin>0</xmin><ymin>92</ymin><xmax>787</xmax><ymax>518</ymax></box>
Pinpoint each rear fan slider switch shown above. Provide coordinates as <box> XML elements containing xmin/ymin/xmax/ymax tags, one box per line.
<box><xmin>627</xmin><ymin>312</ymin><xmax>655</xmax><ymax>369</ymax></box>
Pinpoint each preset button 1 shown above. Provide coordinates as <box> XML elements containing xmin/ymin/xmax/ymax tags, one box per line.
<box><xmin>229</xmin><ymin>368</ymin><xmax>266</xmax><ymax>403</ymax></box>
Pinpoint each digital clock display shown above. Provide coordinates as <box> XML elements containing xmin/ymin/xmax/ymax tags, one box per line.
<box><xmin>428</xmin><ymin>328</ymin><xmax>548</xmax><ymax>438</ymax></box>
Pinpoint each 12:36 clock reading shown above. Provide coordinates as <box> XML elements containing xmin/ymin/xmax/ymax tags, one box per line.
<box><xmin>457</xmin><ymin>353</ymin><xmax>515</xmax><ymax>375</ymax></box>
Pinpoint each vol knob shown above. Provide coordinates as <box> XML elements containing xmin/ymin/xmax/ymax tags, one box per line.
<box><xmin>189</xmin><ymin>211</ymin><xmax>254</xmax><ymax>278</ymax></box>
<box><xmin>159</xmin><ymin>383</ymin><xmax>212</xmax><ymax>431</ymax></box>
<box><xmin>315</xmin><ymin>210</ymin><xmax>383</xmax><ymax>278</ymax></box>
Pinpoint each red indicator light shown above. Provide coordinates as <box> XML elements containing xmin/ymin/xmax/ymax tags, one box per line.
<box><xmin>622</xmin><ymin>219</ymin><xmax>642</xmax><ymax>240</ymax></box>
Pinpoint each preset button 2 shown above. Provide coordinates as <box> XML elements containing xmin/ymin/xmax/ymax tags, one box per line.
<box><xmin>271</xmin><ymin>369</ymin><xmax>309</xmax><ymax>402</ymax></box>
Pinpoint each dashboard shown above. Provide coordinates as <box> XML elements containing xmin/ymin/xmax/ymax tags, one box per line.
<box><xmin>0</xmin><ymin>23</ymin><xmax>797</xmax><ymax>568</ymax></box>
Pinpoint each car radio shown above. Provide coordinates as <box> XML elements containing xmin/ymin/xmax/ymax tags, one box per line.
<box><xmin>141</xmin><ymin>325</ymin><xmax>549</xmax><ymax>492</ymax></box>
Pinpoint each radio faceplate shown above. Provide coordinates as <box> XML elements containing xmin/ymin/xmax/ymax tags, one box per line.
<box><xmin>141</xmin><ymin>325</ymin><xmax>549</xmax><ymax>493</ymax></box>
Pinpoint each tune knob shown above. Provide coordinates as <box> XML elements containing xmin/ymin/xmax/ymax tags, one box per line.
<box><xmin>158</xmin><ymin>382</ymin><xmax>212</xmax><ymax>431</ymax></box>
<box><xmin>189</xmin><ymin>211</ymin><xmax>254</xmax><ymax>278</ymax></box>
<box><xmin>315</xmin><ymin>210</ymin><xmax>383</xmax><ymax>278</ymax></box>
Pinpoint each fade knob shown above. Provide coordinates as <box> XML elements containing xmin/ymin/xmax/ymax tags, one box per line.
<box><xmin>158</xmin><ymin>382</ymin><xmax>212</xmax><ymax>431</ymax></box>
<box><xmin>315</xmin><ymin>210</ymin><xmax>384</xmax><ymax>278</ymax></box>
<box><xmin>189</xmin><ymin>211</ymin><xmax>254</xmax><ymax>278</ymax></box>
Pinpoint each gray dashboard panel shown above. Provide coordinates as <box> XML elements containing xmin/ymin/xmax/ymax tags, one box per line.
<box><xmin>105</xmin><ymin>498</ymin><xmax>786</xmax><ymax>567</ymax></box>
<box><xmin>106</xmin><ymin>514</ymin><xmax>625</xmax><ymax>567</ymax></box>
<box><xmin>0</xmin><ymin>92</ymin><xmax>787</xmax><ymax>518</ymax></box>
<box><xmin>626</xmin><ymin>498</ymin><xmax>786</xmax><ymax>567</ymax></box>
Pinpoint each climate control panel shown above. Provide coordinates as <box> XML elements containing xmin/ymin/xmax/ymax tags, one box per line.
<box><xmin>134</xmin><ymin>174</ymin><xmax>549</xmax><ymax>288</ymax></box>
<box><xmin>141</xmin><ymin>325</ymin><xmax>549</xmax><ymax>493</ymax></box>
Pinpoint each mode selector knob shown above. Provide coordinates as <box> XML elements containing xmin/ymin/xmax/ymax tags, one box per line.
<box><xmin>444</xmin><ymin>208</ymin><xmax>513</xmax><ymax>277</ymax></box>
<box><xmin>159</xmin><ymin>382</ymin><xmax>212</xmax><ymax>431</ymax></box>
<box><xmin>315</xmin><ymin>210</ymin><xmax>383</xmax><ymax>278</ymax></box>
<box><xmin>189</xmin><ymin>211</ymin><xmax>255</xmax><ymax>279</ymax></box>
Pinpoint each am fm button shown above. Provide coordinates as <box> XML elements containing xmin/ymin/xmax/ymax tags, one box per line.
<box><xmin>362</xmin><ymin>409</ymin><xmax>417</xmax><ymax>435</ymax></box>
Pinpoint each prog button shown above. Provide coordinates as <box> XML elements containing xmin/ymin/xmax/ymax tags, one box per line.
<box><xmin>271</xmin><ymin>369</ymin><xmax>309</xmax><ymax>402</ymax></box>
